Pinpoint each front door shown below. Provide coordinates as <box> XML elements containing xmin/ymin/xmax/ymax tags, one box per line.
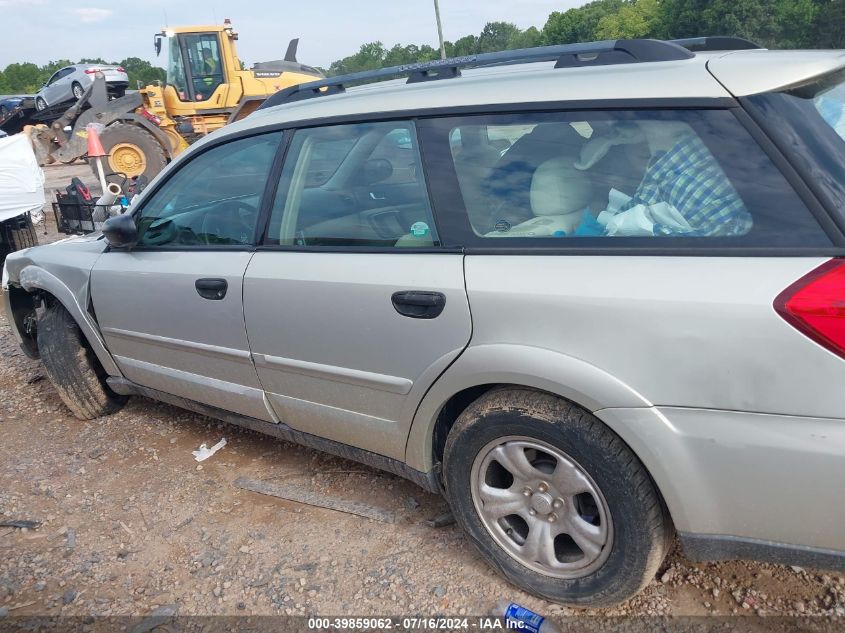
<box><xmin>243</xmin><ymin>121</ymin><xmax>472</xmax><ymax>460</ymax></box>
<box><xmin>91</xmin><ymin>131</ymin><xmax>283</xmax><ymax>420</ymax></box>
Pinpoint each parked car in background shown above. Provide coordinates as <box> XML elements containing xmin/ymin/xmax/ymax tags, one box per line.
<box><xmin>0</xmin><ymin>96</ymin><xmax>27</xmax><ymax>119</ymax></box>
<box><xmin>34</xmin><ymin>64</ymin><xmax>128</xmax><ymax>111</ymax></box>
<box><xmin>4</xmin><ymin>37</ymin><xmax>845</xmax><ymax>607</ymax></box>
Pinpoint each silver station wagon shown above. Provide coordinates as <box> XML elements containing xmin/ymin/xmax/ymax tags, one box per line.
<box><xmin>5</xmin><ymin>37</ymin><xmax>845</xmax><ymax>607</ymax></box>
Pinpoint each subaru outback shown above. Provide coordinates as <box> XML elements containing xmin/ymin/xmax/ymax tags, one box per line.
<box><xmin>4</xmin><ymin>37</ymin><xmax>845</xmax><ymax>607</ymax></box>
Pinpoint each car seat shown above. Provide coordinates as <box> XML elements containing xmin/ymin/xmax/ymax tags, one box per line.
<box><xmin>480</xmin><ymin>123</ymin><xmax>585</xmax><ymax>232</ymax></box>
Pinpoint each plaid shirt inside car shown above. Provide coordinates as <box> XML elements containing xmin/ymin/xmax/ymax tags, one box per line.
<box><xmin>621</xmin><ymin>132</ymin><xmax>753</xmax><ymax>236</ymax></box>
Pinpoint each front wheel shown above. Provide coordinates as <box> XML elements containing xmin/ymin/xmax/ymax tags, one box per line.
<box><xmin>35</xmin><ymin>97</ymin><xmax>47</xmax><ymax>111</ymax></box>
<box><xmin>443</xmin><ymin>388</ymin><xmax>671</xmax><ymax>607</ymax></box>
<box><xmin>94</xmin><ymin>123</ymin><xmax>168</xmax><ymax>183</ymax></box>
<box><xmin>36</xmin><ymin>299</ymin><xmax>127</xmax><ymax>420</ymax></box>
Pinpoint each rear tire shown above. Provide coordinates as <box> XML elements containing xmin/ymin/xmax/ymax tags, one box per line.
<box><xmin>36</xmin><ymin>299</ymin><xmax>127</xmax><ymax>420</ymax></box>
<box><xmin>72</xmin><ymin>82</ymin><xmax>84</xmax><ymax>100</ymax></box>
<box><xmin>94</xmin><ymin>123</ymin><xmax>168</xmax><ymax>183</ymax></box>
<box><xmin>443</xmin><ymin>387</ymin><xmax>671</xmax><ymax>607</ymax></box>
<box><xmin>35</xmin><ymin>97</ymin><xmax>47</xmax><ymax>111</ymax></box>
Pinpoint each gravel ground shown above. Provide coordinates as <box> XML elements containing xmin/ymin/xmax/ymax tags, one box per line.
<box><xmin>0</xmin><ymin>163</ymin><xmax>843</xmax><ymax>620</ymax></box>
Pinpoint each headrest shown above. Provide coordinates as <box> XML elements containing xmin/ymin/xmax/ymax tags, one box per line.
<box><xmin>530</xmin><ymin>157</ymin><xmax>593</xmax><ymax>217</ymax></box>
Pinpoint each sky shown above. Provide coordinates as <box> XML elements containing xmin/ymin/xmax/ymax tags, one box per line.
<box><xmin>0</xmin><ymin>0</ymin><xmax>587</xmax><ymax>69</ymax></box>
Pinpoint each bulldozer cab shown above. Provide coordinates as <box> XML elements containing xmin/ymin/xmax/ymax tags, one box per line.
<box><xmin>156</xmin><ymin>26</ymin><xmax>231</xmax><ymax>108</ymax></box>
<box><xmin>152</xmin><ymin>21</ymin><xmax>322</xmax><ymax>123</ymax></box>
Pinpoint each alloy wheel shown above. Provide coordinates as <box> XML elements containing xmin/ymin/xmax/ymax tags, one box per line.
<box><xmin>470</xmin><ymin>435</ymin><xmax>613</xmax><ymax>578</ymax></box>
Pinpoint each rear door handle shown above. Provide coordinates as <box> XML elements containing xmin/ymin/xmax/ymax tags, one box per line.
<box><xmin>391</xmin><ymin>291</ymin><xmax>446</xmax><ymax>319</ymax></box>
<box><xmin>195</xmin><ymin>278</ymin><xmax>228</xmax><ymax>300</ymax></box>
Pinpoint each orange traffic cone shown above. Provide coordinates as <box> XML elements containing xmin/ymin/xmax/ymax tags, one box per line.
<box><xmin>86</xmin><ymin>124</ymin><xmax>108</xmax><ymax>192</ymax></box>
<box><xmin>86</xmin><ymin>125</ymin><xmax>107</xmax><ymax>157</ymax></box>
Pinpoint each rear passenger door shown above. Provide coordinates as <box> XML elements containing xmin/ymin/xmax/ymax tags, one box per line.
<box><xmin>243</xmin><ymin>121</ymin><xmax>471</xmax><ymax>461</ymax></box>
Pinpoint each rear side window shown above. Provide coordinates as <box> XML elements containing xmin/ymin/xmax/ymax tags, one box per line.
<box><xmin>419</xmin><ymin>110</ymin><xmax>830</xmax><ymax>248</ymax></box>
<box><xmin>746</xmin><ymin>70</ymin><xmax>845</xmax><ymax>230</ymax></box>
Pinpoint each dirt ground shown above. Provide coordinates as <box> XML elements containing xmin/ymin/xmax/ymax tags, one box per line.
<box><xmin>0</xmin><ymin>163</ymin><xmax>843</xmax><ymax>621</ymax></box>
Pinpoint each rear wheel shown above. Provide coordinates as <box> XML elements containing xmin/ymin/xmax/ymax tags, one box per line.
<box><xmin>35</xmin><ymin>97</ymin><xmax>47</xmax><ymax>111</ymax></box>
<box><xmin>443</xmin><ymin>388</ymin><xmax>671</xmax><ymax>607</ymax></box>
<box><xmin>93</xmin><ymin>123</ymin><xmax>168</xmax><ymax>183</ymax></box>
<box><xmin>36</xmin><ymin>299</ymin><xmax>127</xmax><ymax>420</ymax></box>
<box><xmin>72</xmin><ymin>81</ymin><xmax>84</xmax><ymax>100</ymax></box>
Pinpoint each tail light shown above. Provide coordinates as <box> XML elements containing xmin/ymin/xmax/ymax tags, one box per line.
<box><xmin>774</xmin><ymin>259</ymin><xmax>845</xmax><ymax>360</ymax></box>
<box><xmin>116</xmin><ymin>67</ymin><xmax>125</xmax><ymax>73</ymax></box>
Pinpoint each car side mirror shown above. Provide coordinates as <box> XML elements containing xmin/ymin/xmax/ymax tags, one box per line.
<box><xmin>102</xmin><ymin>214</ymin><xmax>138</xmax><ymax>249</ymax></box>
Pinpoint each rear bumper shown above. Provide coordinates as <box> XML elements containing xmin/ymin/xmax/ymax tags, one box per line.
<box><xmin>596</xmin><ymin>406</ymin><xmax>845</xmax><ymax>562</ymax></box>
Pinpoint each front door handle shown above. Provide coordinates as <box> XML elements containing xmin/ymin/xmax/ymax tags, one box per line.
<box><xmin>391</xmin><ymin>291</ymin><xmax>446</xmax><ymax>319</ymax></box>
<box><xmin>195</xmin><ymin>278</ymin><xmax>228</xmax><ymax>300</ymax></box>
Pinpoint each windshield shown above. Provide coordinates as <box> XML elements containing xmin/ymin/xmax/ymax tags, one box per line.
<box><xmin>746</xmin><ymin>70</ymin><xmax>845</xmax><ymax>226</ymax></box>
<box><xmin>167</xmin><ymin>35</ymin><xmax>189</xmax><ymax>100</ymax></box>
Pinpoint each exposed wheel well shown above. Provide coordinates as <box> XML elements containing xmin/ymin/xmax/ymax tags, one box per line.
<box><xmin>9</xmin><ymin>288</ymin><xmax>106</xmax><ymax>368</ymax></box>
<box><xmin>7</xmin><ymin>285</ymin><xmax>39</xmax><ymax>358</ymax></box>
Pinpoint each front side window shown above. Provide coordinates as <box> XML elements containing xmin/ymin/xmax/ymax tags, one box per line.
<box><xmin>265</xmin><ymin>121</ymin><xmax>439</xmax><ymax>248</ymax></box>
<box><xmin>746</xmin><ymin>70</ymin><xmax>845</xmax><ymax>227</ymax></box>
<box><xmin>420</xmin><ymin>109</ymin><xmax>830</xmax><ymax>247</ymax></box>
<box><xmin>166</xmin><ymin>35</ymin><xmax>189</xmax><ymax>99</ymax></box>
<box><xmin>135</xmin><ymin>132</ymin><xmax>281</xmax><ymax>248</ymax></box>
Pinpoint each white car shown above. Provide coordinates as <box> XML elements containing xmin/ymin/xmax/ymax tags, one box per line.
<box><xmin>34</xmin><ymin>63</ymin><xmax>129</xmax><ymax>111</ymax></box>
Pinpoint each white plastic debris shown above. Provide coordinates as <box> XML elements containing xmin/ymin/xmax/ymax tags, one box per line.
<box><xmin>192</xmin><ymin>438</ymin><xmax>227</xmax><ymax>462</ymax></box>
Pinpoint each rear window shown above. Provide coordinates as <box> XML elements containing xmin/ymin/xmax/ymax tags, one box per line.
<box><xmin>746</xmin><ymin>70</ymin><xmax>845</xmax><ymax>229</ymax></box>
<box><xmin>418</xmin><ymin>109</ymin><xmax>831</xmax><ymax>249</ymax></box>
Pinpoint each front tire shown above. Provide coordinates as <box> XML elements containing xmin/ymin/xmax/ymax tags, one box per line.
<box><xmin>36</xmin><ymin>299</ymin><xmax>127</xmax><ymax>420</ymax></box>
<box><xmin>443</xmin><ymin>388</ymin><xmax>671</xmax><ymax>607</ymax></box>
<box><xmin>94</xmin><ymin>123</ymin><xmax>168</xmax><ymax>183</ymax></box>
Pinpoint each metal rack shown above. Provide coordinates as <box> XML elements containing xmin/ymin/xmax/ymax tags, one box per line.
<box><xmin>52</xmin><ymin>194</ymin><xmax>109</xmax><ymax>235</ymax></box>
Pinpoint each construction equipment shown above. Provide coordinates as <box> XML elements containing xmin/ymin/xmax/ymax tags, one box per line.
<box><xmin>23</xmin><ymin>20</ymin><xmax>322</xmax><ymax>182</ymax></box>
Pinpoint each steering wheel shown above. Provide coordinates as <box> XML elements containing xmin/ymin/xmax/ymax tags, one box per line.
<box><xmin>199</xmin><ymin>200</ymin><xmax>258</xmax><ymax>245</ymax></box>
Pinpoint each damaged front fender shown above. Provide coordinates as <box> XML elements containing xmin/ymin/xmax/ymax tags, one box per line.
<box><xmin>3</xmin><ymin>236</ymin><xmax>122</xmax><ymax>378</ymax></box>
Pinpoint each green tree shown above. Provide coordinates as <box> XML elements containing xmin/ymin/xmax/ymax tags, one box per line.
<box><xmin>446</xmin><ymin>35</ymin><xmax>480</xmax><ymax>57</ymax></box>
<box><xmin>596</xmin><ymin>0</ymin><xmax>663</xmax><ymax>39</ymax></box>
<box><xmin>3</xmin><ymin>62</ymin><xmax>44</xmax><ymax>93</ymax></box>
<box><xmin>661</xmin><ymin>0</ymin><xmax>783</xmax><ymax>45</ymax></box>
<box><xmin>329</xmin><ymin>42</ymin><xmax>387</xmax><ymax>75</ymax></box>
<box><xmin>542</xmin><ymin>0</ymin><xmax>626</xmax><ymax>44</ymax></box>
<box><xmin>815</xmin><ymin>0</ymin><xmax>845</xmax><ymax>48</ymax></box>
<box><xmin>118</xmin><ymin>57</ymin><xmax>166</xmax><ymax>89</ymax></box>
<box><xmin>476</xmin><ymin>21</ymin><xmax>522</xmax><ymax>52</ymax></box>
<box><xmin>774</xmin><ymin>0</ymin><xmax>819</xmax><ymax>48</ymax></box>
<box><xmin>509</xmin><ymin>26</ymin><xmax>543</xmax><ymax>49</ymax></box>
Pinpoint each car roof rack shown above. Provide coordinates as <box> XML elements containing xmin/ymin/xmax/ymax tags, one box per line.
<box><xmin>671</xmin><ymin>36</ymin><xmax>762</xmax><ymax>52</ymax></box>
<box><xmin>258</xmin><ymin>38</ymin><xmax>695</xmax><ymax>111</ymax></box>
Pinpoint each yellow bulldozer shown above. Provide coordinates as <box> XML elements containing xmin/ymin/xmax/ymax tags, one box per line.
<box><xmin>26</xmin><ymin>20</ymin><xmax>322</xmax><ymax>182</ymax></box>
